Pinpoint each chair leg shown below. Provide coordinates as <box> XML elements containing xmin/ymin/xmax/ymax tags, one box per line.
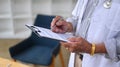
<box><xmin>59</xmin><ymin>49</ymin><xmax>65</xmax><ymax>67</ymax></box>
<box><xmin>49</xmin><ymin>56</ymin><xmax>55</xmax><ymax>67</ymax></box>
<box><xmin>12</xmin><ymin>59</ymin><xmax>16</xmax><ymax>62</ymax></box>
<box><xmin>33</xmin><ymin>64</ymin><xmax>37</xmax><ymax>67</ymax></box>
<box><xmin>50</xmin><ymin>48</ymin><xmax>65</xmax><ymax>67</ymax></box>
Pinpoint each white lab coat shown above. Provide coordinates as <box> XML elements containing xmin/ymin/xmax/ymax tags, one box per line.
<box><xmin>67</xmin><ymin>0</ymin><xmax>120</xmax><ymax>67</ymax></box>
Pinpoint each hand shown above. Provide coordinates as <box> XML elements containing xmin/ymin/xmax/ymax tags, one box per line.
<box><xmin>60</xmin><ymin>37</ymin><xmax>92</xmax><ymax>53</ymax></box>
<box><xmin>51</xmin><ymin>16</ymin><xmax>73</xmax><ymax>33</ymax></box>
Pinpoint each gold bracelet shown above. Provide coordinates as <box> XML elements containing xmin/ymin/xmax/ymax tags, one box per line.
<box><xmin>90</xmin><ymin>43</ymin><xmax>96</xmax><ymax>56</ymax></box>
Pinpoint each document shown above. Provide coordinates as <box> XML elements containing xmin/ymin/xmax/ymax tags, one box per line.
<box><xmin>26</xmin><ymin>25</ymin><xmax>74</xmax><ymax>42</ymax></box>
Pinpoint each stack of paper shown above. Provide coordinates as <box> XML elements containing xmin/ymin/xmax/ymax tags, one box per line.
<box><xmin>26</xmin><ymin>25</ymin><xmax>74</xmax><ymax>42</ymax></box>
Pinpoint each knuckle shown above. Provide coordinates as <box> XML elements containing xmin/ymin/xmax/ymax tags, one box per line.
<box><xmin>69</xmin><ymin>48</ymin><xmax>74</xmax><ymax>52</ymax></box>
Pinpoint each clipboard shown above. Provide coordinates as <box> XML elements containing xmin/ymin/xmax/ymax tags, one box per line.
<box><xmin>25</xmin><ymin>25</ymin><xmax>74</xmax><ymax>42</ymax></box>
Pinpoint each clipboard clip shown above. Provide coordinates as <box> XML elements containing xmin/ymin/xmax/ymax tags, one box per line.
<box><xmin>26</xmin><ymin>25</ymin><xmax>41</xmax><ymax>32</ymax></box>
<box><xmin>31</xmin><ymin>26</ymin><xmax>41</xmax><ymax>33</ymax></box>
<box><xmin>25</xmin><ymin>25</ymin><xmax>41</xmax><ymax>37</ymax></box>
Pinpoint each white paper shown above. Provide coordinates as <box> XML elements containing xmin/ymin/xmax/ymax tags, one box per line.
<box><xmin>26</xmin><ymin>25</ymin><xmax>74</xmax><ymax>42</ymax></box>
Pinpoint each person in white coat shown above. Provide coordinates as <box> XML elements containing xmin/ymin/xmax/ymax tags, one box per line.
<box><xmin>51</xmin><ymin>0</ymin><xmax>120</xmax><ymax>67</ymax></box>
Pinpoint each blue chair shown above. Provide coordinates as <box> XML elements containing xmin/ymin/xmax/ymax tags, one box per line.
<box><xmin>9</xmin><ymin>14</ymin><xmax>65</xmax><ymax>67</ymax></box>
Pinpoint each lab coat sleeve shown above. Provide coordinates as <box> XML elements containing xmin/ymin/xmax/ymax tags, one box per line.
<box><xmin>66</xmin><ymin>0</ymin><xmax>80</xmax><ymax>32</ymax></box>
<box><xmin>66</xmin><ymin>16</ymin><xmax>78</xmax><ymax>32</ymax></box>
<box><xmin>104</xmin><ymin>6</ymin><xmax>120</xmax><ymax>62</ymax></box>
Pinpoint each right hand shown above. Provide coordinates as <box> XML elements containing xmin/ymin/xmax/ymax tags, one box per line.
<box><xmin>51</xmin><ymin>16</ymin><xmax>73</xmax><ymax>33</ymax></box>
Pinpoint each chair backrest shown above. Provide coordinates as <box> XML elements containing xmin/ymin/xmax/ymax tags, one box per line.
<box><xmin>34</xmin><ymin>14</ymin><xmax>55</xmax><ymax>29</ymax></box>
<box><xmin>31</xmin><ymin>14</ymin><xmax>54</xmax><ymax>38</ymax></box>
<box><xmin>30</xmin><ymin>14</ymin><xmax>59</xmax><ymax>48</ymax></box>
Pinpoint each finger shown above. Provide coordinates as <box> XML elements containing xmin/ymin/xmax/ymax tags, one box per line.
<box><xmin>67</xmin><ymin>43</ymin><xmax>76</xmax><ymax>52</ymax></box>
<box><xmin>69</xmin><ymin>42</ymin><xmax>80</xmax><ymax>52</ymax></box>
<box><xmin>51</xmin><ymin>25</ymin><xmax>66</xmax><ymax>33</ymax></box>
<box><xmin>75</xmin><ymin>37</ymin><xmax>82</xmax><ymax>41</ymax></box>
<box><xmin>60</xmin><ymin>42</ymin><xmax>77</xmax><ymax>52</ymax></box>
<box><xmin>68</xmin><ymin>37</ymin><xmax>76</xmax><ymax>42</ymax></box>
<box><xmin>68</xmin><ymin>37</ymin><xmax>83</xmax><ymax>42</ymax></box>
<box><xmin>60</xmin><ymin>42</ymin><xmax>71</xmax><ymax>48</ymax></box>
<box><xmin>51</xmin><ymin>16</ymin><xmax>61</xmax><ymax>27</ymax></box>
<box><xmin>51</xmin><ymin>27</ymin><xmax>63</xmax><ymax>33</ymax></box>
<box><xmin>56</xmin><ymin>19</ymin><xmax>65</xmax><ymax>26</ymax></box>
<box><xmin>53</xmin><ymin>28</ymin><xmax>60</xmax><ymax>33</ymax></box>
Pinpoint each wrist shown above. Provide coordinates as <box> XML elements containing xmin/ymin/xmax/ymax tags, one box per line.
<box><xmin>67</xmin><ymin>22</ymin><xmax>73</xmax><ymax>32</ymax></box>
<box><xmin>89</xmin><ymin>43</ymin><xmax>107</xmax><ymax>55</ymax></box>
<box><xmin>83</xmin><ymin>43</ymin><xmax>92</xmax><ymax>54</ymax></box>
<box><xmin>95</xmin><ymin>43</ymin><xmax>107</xmax><ymax>53</ymax></box>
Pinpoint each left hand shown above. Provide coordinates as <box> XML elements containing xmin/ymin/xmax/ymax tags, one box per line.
<box><xmin>60</xmin><ymin>37</ymin><xmax>92</xmax><ymax>53</ymax></box>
